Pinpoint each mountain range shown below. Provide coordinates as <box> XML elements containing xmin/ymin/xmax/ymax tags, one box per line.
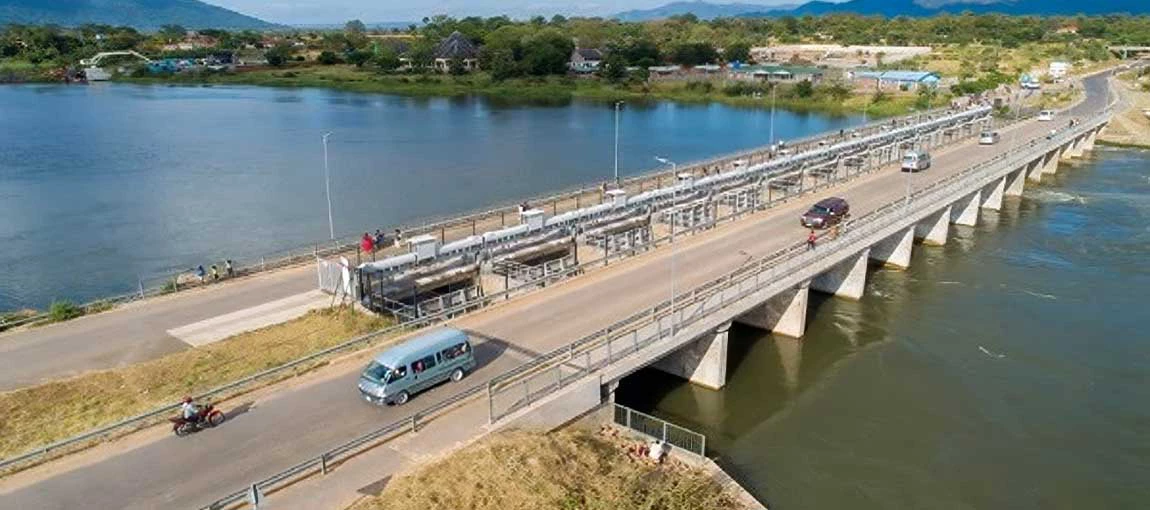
<box><xmin>615</xmin><ymin>0</ymin><xmax>1150</xmax><ymax>20</ymax></box>
<box><xmin>0</xmin><ymin>0</ymin><xmax>274</xmax><ymax>29</ymax></box>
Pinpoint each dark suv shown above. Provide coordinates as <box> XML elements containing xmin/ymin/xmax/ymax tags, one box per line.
<box><xmin>801</xmin><ymin>197</ymin><xmax>850</xmax><ymax>229</ymax></box>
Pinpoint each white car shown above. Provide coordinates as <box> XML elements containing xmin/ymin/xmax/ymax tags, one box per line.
<box><xmin>1037</xmin><ymin>110</ymin><xmax>1055</xmax><ymax>121</ymax></box>
<box><xmin>979</xmin><ymin>131</ymin><xmax>1001</xmax><ymax>145</ymax></box>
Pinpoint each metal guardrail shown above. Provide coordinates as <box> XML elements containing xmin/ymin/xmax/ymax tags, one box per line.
<box><xmin>0</xmin><ymin>106</ymin><xmax>957</xmax><ymax>329</ymax></box>
<box><xmin>187</xmin><ymin>103</ymin><xmax>1111</xmax><ymax>510</ymax></box>
<box><xmin>485</xmin><ymin>104</ymin><xmax>1114</xmax><ymax>423</ymax></box>
<box><xmin>612</xmin><ymin>403</ymin><xmax>706</xmax><ymax>458</ymax></box>
<box><xmin>0</xmin><ymin>98</ymin><xmax>1030</xmax><ymax>476</ymax></box>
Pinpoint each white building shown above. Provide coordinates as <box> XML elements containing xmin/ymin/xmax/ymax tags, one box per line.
<box><xmin>1049</xmin><ymin>61</ymin><xmax>1070</xmax><ymax>80</ymax></box>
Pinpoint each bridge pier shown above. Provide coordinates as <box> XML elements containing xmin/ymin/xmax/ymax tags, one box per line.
<box><xmin>1042</xmin><ymin>150</ymin><xmax>1060</xmax><ymax>176</ymax></box>
<box><xmin>1005</xmin><ymin>166</ymin><xmax>1027</xmax><ymax>197</ymax></box>
<box><xmin>950</xmin><ymin>190</ymin><xmax>981</xmax><ymax>227</ymax></box>
<box><xmin>811</xmin><ymin>249</ymin><xmax>870</xmax><ymax>300</ymax></box>
<box><xmin>915</xmin><ymin>206</ymin><xmax>951</xmax><ymax>245</ymax></box>
<box><xmin>1082</xmin><ymin>130</ymin><xmax>1097</xmax><ymax>152</ymax></box>
<box><xmin>651</xmin><ymin>322</ymin><xmax>730</xmax><ymax>390</ymax></box>
<box><xmin>1026</xmin><ymin>157</ymin><xmax>1044</xmax><ymax>183</ymax></box>
<box><xmin>869</xmin><ymin>226</ymin><xmax>915</xmax><ymax>269</ymax></box>
<box><xmin>736</xmin><ymin>282</ymin><xmax>810</xmax><ymax>338</ymax></box>
<box><xmin>1065</xmin><ymin>138</ymin><xmax>1084</xmax><ymax>159</ymax></box>
<box><xmin>981</xmin><ymin>176</ymin><xmax>1005</xmax><ymax>210</ymax></box>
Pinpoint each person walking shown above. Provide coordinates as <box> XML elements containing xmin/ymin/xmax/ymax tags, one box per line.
<box><xmin>807</xmin><ymin>229</ymin><xmax>818</xmax><ymax>251</ymax></box>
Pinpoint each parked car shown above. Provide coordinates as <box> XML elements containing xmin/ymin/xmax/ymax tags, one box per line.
<box><xmin>358</xmin><ymin>328</ymin><xmax>476</xmax><ymax>405</ymax></box>
<box><xmin>800</xmin><ymin>197</ymin><xmax>850</xmax><ymax>229</ymax></box>
<box><xmin>1037</xmin><ymin>110</ymin><xmax>1055</xmax><ymax>121</ymax></box>
<box><xmin>979</xmin><ymin>131</ymin><xmax>1001</xmax><ymax>145</ymax></box>
<box><xmin>901</xmin><ymin>150</ymin><xmax>932</xmax><ymax>172</ymax></box>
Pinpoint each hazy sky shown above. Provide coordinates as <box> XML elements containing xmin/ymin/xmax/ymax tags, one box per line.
<box><xmin>206</xmin><ymin>1</ymin><xmax>797</xmax><ymax>24</ymax></box>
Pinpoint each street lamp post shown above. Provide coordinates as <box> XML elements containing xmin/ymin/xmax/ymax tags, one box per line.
<box><xmin>614</xmin><ymin>101</ymin><xmax>624</xmax><ymax>186</ymax></box>
<box><xmin>655</xmin><ymin>156</ymin><xmax>679</xmax><ymax>337</ymax></box>
<box><xmin>769</xmin><ymin>84</ymin><xmax>777</xmax><ymax>145</ymax></box>
<box><xmin>322</xmin><ymin>132</ymin><xmax>335</xmax><ymax>240</ymax></box>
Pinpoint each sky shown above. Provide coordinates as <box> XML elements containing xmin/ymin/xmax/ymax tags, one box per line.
<box><xmin>205</xmin><ymin>1</ymin><xmax>798</xmax><ymax>25</ymax></box>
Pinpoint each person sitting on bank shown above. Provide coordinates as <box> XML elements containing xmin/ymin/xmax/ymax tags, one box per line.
<box><xmin>361</xmin><ymin>232</ymin><xmax>375</xmax><ymax>253</ymax></box>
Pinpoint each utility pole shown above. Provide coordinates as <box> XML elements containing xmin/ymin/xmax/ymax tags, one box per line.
<box><xmin>614</xmin><ymin>101</ymin><xmax>624</xmax><ymax>186</ymax></box>
<box><xmin>322</xmin><ymin>132</ymin><xmax>335</xmax><ymax>240</ymax></box>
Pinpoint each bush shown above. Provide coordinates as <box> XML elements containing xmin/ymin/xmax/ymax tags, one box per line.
<box><xmin>49</xmin><ymin>300</ymin><xmax>83</xmax><ymax>322</ymax></box>
<box><xmin>684</xmin><ymin>81</ymin><xmax>714</xmax><ymax>93</ymax></box>
<box><xmin>317</xmin><ymin>51</ymin><xmax>340</xmax><ymax>65</ymax></box>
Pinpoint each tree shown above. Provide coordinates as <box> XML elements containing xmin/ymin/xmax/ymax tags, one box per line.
<box><xmin>372</xmin><ymin>47</ymin><xmax>402</xmax><ymax>73</ymax></box>
<box><xmin>265</xmin><ymin>44</ymin><xmax>292</xmax><ymax>67</ymax></box>
<box><xmin>347</xmin><ymin>49</ymin><xmax>372</xmax><ymax>68</ymax></box>
<box><xmin>724</xmin><ymin>42</ymin><xmax>751</xmax><ymax>64</ymax></box>
<box><xmin>793</xmin><ymin>79</ymin><xmax>814</xmax><ymax>98</ymax></box>
<box><xmin>317</xmin><ymin>50</ymin><xmax>341</xmax><ymax>65</ymax></box>
<box><xmin>345</xmin><ymin>20</ymin><xmax>367</xmax><ymax>34</ymax></box>
<box><xmin>598</xmin><ymin>53</ymin><xmax>628</xmax><ymax>83</ymax></box>
<box><xmin>448</xmin><ymin>57</ymin><xmax>468</xmax><ymax>75</ymax></box>
<box><xmin>671</xmin><ymin>42</ymin><xmax>717</xmax><ymax>67</ymax></box>
<box><xmin>519</xmin><ymin>28</ymin><xmax>574</xmax><ymax>76</ymax></box>
<box><xmin>159</xmin><ymin>24</ymin><xmax>186</xmax><ymax>43</ymax></box>
<box><xmin>482</xmin><ymin>47</ymin><xmax>519</xmax><ymax>80</ymax></box>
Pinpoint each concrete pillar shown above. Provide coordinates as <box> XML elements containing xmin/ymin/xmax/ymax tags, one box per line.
<box><xmin>1005</xmin><ymin>166</ymin><xmax>1027</xmax><ymax>197</ymax></box>
<box><xmin>1082</xmin><ymin>131</ymin><xmax>1097</xmax><ymax>152</ymax></box>
<box><xmin>869</xmin><ymin>226</ymin><xmax>914</xmax><ymax>269</ymax></box>
<box><xmin>651</xmin><ymin>322</ymin><xmax>729</xmax><ymax>390</ymax></box>
<box><xmin>950</xmin><ymin>190</ymin><xmax>981</xmax><ymax>227</ymax></box>
<box><xmin>981</xmin><ymin>176</ymin><xmax>1005</xmax><ymax>211</ymax></box>
<box><xmin>1061</xmin><ymin>140</ymin><xmax>1079</xmax><ymax>160</ymax></box>
<box><xmin>1042</xmin><ymin>150</ymin><xmax>1060</xmax><ymax>176</ymax></box>
<box><xmin>1027</xmin><ymin>156</ymin><xmax>1044</xmax><ymax>183</ymax></box>
<box><xmin>736</xmin><ymin>283</ymin><xmax>810</xmax><ymax>338</ymax></box>
<box><xmin>811</xmin><ymin>249</ymin><xmax>869</xmax><ymax>300</ymax></box>
<box><xmin>915</xmin><ymin>205</ymin><xmax>951</xmax><ymax>246</ymax></box>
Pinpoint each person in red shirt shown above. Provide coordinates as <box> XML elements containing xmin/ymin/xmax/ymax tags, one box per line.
<box><xmin>361</xmin><ymin>232</ymin><xmax>375</xmax><ymax>253</ymax></box>
<box><xmin>807</xmin><ymin>230</ymin><xmax>818</xmax><ymax>251</ymax></box>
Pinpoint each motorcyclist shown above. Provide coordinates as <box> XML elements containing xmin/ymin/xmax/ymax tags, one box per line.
<box><xmin>181</xmin><ymin>396</ymin><xmax>201</xmax><ymax>422</ymax></box>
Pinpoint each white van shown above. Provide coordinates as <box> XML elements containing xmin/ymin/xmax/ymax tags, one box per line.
<box><xmin>358</xmin><ymin>328</ymin><xmax>477</xmax><ymax>405</ymax></box>
<box><xmin>1037</xmin><ymin>110</ymin><xmax>1055</xmax><ymax>121</ymax></box>
<box><xmin>901</xmin><ymin>150</ymin><xmax>931</xmax><ymax>172</ymax></box>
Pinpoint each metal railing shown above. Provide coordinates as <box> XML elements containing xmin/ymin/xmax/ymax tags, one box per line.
<box><xmin>188</xmin><ymin>102</ymin><xmax>1112</xmax><ymax>510</ymax></box>
<box><xmin>0</xmin><ymin>99</ymin><xmax>1029</xmax><ymax>475</ymax></box>
<box><xmin>612</xmin><ymin>404</ymin><xmax>706</xmax><ymax>458</ymax></box>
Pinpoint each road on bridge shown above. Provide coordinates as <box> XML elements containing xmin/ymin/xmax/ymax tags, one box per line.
<box><xmin>0</xmin><ymin>75</ymin><xmax>1110</xmax><ymax>510</ymax></box>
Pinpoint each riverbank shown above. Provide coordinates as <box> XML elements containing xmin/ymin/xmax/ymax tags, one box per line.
<box><xmin>1099</xmin><ymin>74</ymin><xmax>1150</xmax><ymax>148</ymax></box>
<box><xmin>348</xmin><ymin>428</ymin><xmax>749</xmax><ymax>510</ymax></box>
<box><xmin>123</xmin><ymin>64</ymin><xmax>937</xmax><ymax>117</ymax></box>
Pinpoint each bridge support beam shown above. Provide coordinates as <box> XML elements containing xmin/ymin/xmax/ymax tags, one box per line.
<box><xmin>651</xmin><ymin>322</ymin><xmax>730</xmax><ymax>390</ymax></box>
<box><xmin>1005</xmin><ymin>166</ymin><xmax>1027</xmax><ymax>197</ymax></box>
<box><xmin>1043</xmin><ymin>150</ymin><xmax>1061</xmax><ymax>175</ymax></box>
<box><xmin>981</xmin><ymin>176</ymin><xmax>1005</xmax><ymax>211</ymax></box>
<box><xmin>869</xmin><ymin>226</ymin><xmax>915</xmax><ymax>269</ymax></box>
<box><xmin>950</xmin><ymin>190</ymin><xmax>981</xmax><ymax>227</ymax></box>
<box><xmin>811</xmin><ymin>249</ymin><xmax>869</xmax><ymax>300</ymax></box>
<box><xmin>1027</xmin><ymin>156</ymin><xmax>1044</xmax><ymax>183</ymax></box>
<box><xmin>1066</xmin><ymin>137</ymin><xmax>1085</xmax><ymax>159</ymax></box>
<box><xmin>915</xmin><ymin>206</ymin><xmax>951</xmax><ymax>246</ymax></box>
<box><xmin>736</xmin><ymin>282</ymin><xmax>810</xmax><ymax>338</ymax></box>
<box><xmin>1082</xmin><ymin>131</ymin><xmax>1097</xmax><ymax>152</ymax></box>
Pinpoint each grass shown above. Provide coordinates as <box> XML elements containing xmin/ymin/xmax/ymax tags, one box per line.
<box><xmin>351</xmin><ymin>429</ymin><xmax>745</xmax><ymax>510</ymax></box>
<box><xmin>0</xmin><ymin>307</ymin><xmax>391</xmax><ymax>460</ymax></box>
<box><xmin>125</xmin><ymin>64</ymin><xmax>930</xmax><ymax>118</ymax></box>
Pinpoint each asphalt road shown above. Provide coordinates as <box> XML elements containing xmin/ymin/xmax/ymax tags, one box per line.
<box><xmin>0</xmin><ymin>265</ymin><xmax>316</xmax><ymax>390</ymax></box>
<box><xmin>0</xmin><ymin>75</ymin><xmax>1109</xmax><ymax>510</ymax></box>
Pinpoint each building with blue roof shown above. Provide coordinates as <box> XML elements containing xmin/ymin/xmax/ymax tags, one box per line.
<box><xmin>850</xmin><ymin>70</ymin><xmax>941</xmax><ymax>90</ymax></box>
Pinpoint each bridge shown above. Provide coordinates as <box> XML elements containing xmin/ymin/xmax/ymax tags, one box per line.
<box><xmin>1108</xmin><ymin>46</ymin><xmax>1150</xmax><ymax>59</ymax></box>
<box><xmin>0</xmin><ymin>72</ymin><xmax>1117</xmax><ymax>510</ymax></box>
<box><xmin>79</xmin><ymin>50</ymin><xmax>152</xmax><ymax>67</ymax></box>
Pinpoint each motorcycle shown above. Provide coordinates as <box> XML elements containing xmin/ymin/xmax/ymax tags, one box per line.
<box><xmin>169</xmin><ymin>404</ymin><xmax>226</xmax><ymax>436</ymax></box>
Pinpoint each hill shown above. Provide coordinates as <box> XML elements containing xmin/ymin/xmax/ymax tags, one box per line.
<box><xmin>617</xmin><ymin>0</ymin><xmax>1150</xmax><ymax>20</ymax></box>
<box><xmin>0</xmin><ymin>0</ymin><xmax>274</xmax><ymax>30</ymax></box>
<box><xmin>614</xmin><ymin>1</ymin><xmax>799</xmax><ymax>21</ymax></box>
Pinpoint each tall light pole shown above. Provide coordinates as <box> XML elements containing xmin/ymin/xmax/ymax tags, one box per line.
<box><xmin>769</xmin><ymin>84</ymin><xmax>777</xmax><ymax>145</ymax></box>
<box><xmin>322</xmin><ymin>132</ymin><xmax>335</xmax><ymax>240</ymax></box>
<box><xmin>656</xmin><ymin>156</ymin><xmax>679</xmax><ymax>337</ymax></box>
<box><xmin>613</xmin><ymin>101</ymin><xmax>624</xmax><ymax>186</ymax></box>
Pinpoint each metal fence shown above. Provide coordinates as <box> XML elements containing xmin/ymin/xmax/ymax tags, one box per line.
<box><xmin>612</xmin><ymin>404</ymin><xmax>706</xmax><ymax>458</ymax></box>
<box><xmin>0</xmin><ymin>101</ymin><xmax>1062</xmax><ymax>478</ymax></box>
<box><xmin>187</xmin><ymin>101</ymin><xmax>1112</xmax><ymax>510</ymax></box>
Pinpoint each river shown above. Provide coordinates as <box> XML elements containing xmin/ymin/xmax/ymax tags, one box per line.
<box><xmin>616</xmin><ymin>147</ymin><xmax>1150</xmax><ymax>508</ymax></box>
<box><xmin>0</xmin><ymin>83</ymin><xmax>863</xmax><ymax>311</ymax></box>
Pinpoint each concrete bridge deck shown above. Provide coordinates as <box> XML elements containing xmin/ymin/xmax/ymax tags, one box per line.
<box><xmin>0</xmin><ymin>74</ymin><xmax>1114</xmax><ymax>509</ymax></box>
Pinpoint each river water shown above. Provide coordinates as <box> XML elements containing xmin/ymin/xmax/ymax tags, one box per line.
<box><xmin>617</xmin><ymin>147</ymin><xmax>1150</xmax><ymax>508</ymax></box>
<box><xmin>0</xmin><ymin>83</ymin><xmax>862</xmax><ymax>310</ymax></box>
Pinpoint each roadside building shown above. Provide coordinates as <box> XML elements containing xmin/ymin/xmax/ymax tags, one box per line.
<box><xmin>850</xmin><ymin>70</ymin><xmax>940</xmax><ymax>90</ymax></box>
<box><xmin>569</xmin><ymin>48</ymin><xmax>604</xmax><ymax>73</ymax></box>
<box><xmin>732</xmin><ymin>65</ymin><xmax>824</xmax><ymax>84</ymax></box>
<box><xmin>431</xmin><ymin>31</ymin><xmax>480</xmax><ymax>73</ymax></box>
<box><xmin>1048</xmin><ymin>61</ymin><xmax>1070</xmax><ymax>80</ymax></box>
